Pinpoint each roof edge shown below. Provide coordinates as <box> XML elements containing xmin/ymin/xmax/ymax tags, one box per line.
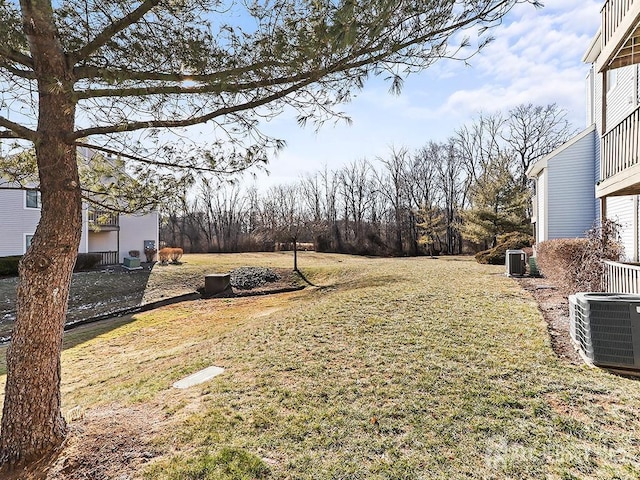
<box><xmin>583</xmin><ymin>28</ymin><xmax>602</xmax><ymax>63</ymax></box>
<box><xmin>526</xmin><ymin>124</ymin><xmax>596</xmax><ymax>178</ymax></box>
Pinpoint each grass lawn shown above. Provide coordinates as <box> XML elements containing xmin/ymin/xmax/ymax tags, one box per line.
<box><xmin>1</xmin><ymin>253</ymin><xmax>640</xmax><ymax>479</ymax></box>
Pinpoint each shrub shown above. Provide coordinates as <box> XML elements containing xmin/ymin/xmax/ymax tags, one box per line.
<box><xmin>158</xmin><ymin>247</ymin><xmax>183</xmax><ymax>265</ymax></box>
<box><xmin>144</xmin><ymin>247</ymin><xmax>157</xmax><ymax>262</ymax></box>
<box><xmin>128</xmin><ymin>249</ymin><xmax>140</xmax><ymax>258</ymax></box>
<box><xmin>158</xmin><ymin>247</ymin><xmax>171</xmax><ymax>264</ymax></box>
<box><xmin>0</xmin><ymin>255</ymin><xmax>21</xmax><ymax>276</ymax></box>
<box><xmin>74</xmin><ymin>253</ymin><xmax>103</xmax><ymax>272</ymax></box>
<box><xmin>536</xmin><ymin>220</ymin><xmax>624</xmax><ymax>295</ymax></box>
<box><xmin>170</xmin><ymin>247</ymin><xmax>183</xmax><ymax>263</ymax></box>
<box><xmin>475</xmin><ymin>232</ymin><xmax>534</xmax><ymax>265</ymax></box>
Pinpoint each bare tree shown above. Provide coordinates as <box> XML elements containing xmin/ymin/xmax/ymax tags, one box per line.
<box><xmin>454</xmin><ymin>111</ymin><xmax>506</xmax><ymax>186</ymax></box>
<box><xmin>339</xmin><ymin>159</ymin><xmax>377</xmax><ymax>250</ymax></box>
<box><xmin>505</xmin><ymin>103</ymin><xmax>576</xmax><ymax>185</ymax></box>
<box><xmin>437</xmin><ymin>141</ymin><xmax>466</xmax><ymax>254</ymax></box>
<box><xmin>376</xmin><ymin>147</ymin><xmax>411</xmax><ymax>254</ymax></box>
<box><xmin>261</xmin><ymin>184</ymin><xmax>308</xmax><ymax>271</ymax></box>
<box><xmin>411</xmin><ymin>144</ymin><xmax>446</xmax><ymax>255</ymax></box>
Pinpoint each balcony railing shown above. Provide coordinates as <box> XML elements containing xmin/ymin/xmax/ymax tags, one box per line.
<box><xmin>604</xmin><ymin>260</ymin><xmax>640</xmax><ymax>293</ymax></box>
<box><xmin>88</xmin><ymin>209</ymin><xmax>119</xmax><ymax>230</ymax></box>
<box><xmin>89</xmin><ymin>250</ymin><xmax>119</xmax><ymax>266</ymax></box>
<box><xmin>603</xmin><ymin>0</ymin><xmax>635</xmax><ymax>46</ymax></box>
<box><xmin>601</xmin><ymin>105</ymin><xmax>640</xmax><ymax>181</ymax></box>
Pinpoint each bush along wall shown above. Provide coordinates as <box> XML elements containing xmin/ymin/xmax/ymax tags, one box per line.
<box><xmin>0</xmin><ymin>256</ymin><xmax>21</xmax><ymax>276</ymax></box>
<box><xmin>1</xmin><ymin>252</ymin><xmax>105</xmax><ymax>277</ymax></box>
<box><xmin>536</xmin><ymin>220</ymin><xmax>624</xmax><ymax>296</ymax></box>
<box><xmin>74</xmin><ymin>253</ymin><xmax>103</xmax><ymax>272</ymax></box>
<box><xmin>475</xmin><ymin>232</ymin><xmax>534</xmax><ymax>265</ymax></box>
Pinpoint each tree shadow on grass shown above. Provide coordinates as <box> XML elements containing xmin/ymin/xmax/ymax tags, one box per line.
<box><xmin>295</xmin><ymin>269</ymin><xmax>316</xmax><ymax>287</ymax></box>
<box><xmin>0</xmin><ymin>265</ymin><xmax>155</xmax><ymax>342</ymax></box>
<box><xmin>0</xmin><ymin>315</ymin><xmax>137</xmax><ymax>376</ymax></box>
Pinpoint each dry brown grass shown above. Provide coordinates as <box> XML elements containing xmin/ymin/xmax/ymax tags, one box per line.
<box><xmin>1</xmin><ymin>253</ymin><xmax>640</xmax><ymax>479</ymax></box>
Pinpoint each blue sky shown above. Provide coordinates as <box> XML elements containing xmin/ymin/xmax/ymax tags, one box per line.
<box><xmin>251</xmin><ymin>0</ymin><xmax>603</xmax><ymax>187</ymax></box>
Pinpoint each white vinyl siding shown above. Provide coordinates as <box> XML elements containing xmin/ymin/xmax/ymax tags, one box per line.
<box><xmin>119</xmin><ymin>213</ymin><xmax>159</xmax><ymax>263</ymax></box>
<box><xmin>606</xmin><ymin>195</ymin><xmax>635</xmax><ymax>261</ymax></box>
<box><xmin>606</xmin><ymin>64</ymin><xmax>637</xmax><ymax>130</ymax></box>
<box><xmin>0</xmin><ymin>190</ymin><xmax>42</xmax><ymax>256</ymax></box>
<box><xmin>586</xmin><ymin>68</ymin><xmax>595</xmax><ymax>126</ymax></box>
<box><xmin>546</xmin><ymin>129</ymin><xmax>596</xmax><ymax>240</ymax></box>
<box><xmin>1</xmin><ymin>189</ymin><xmax>157</xmax><ymax>260</ymax></box>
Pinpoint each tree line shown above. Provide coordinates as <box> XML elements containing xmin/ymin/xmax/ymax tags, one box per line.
<box><xmin>162</xmin><ymin>103</ymin><xmax>575</xmax><ymax>256</ymax></box>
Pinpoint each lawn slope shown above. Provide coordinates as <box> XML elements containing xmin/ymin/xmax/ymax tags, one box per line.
<box><xmin>1</xmin><ymin>253</ymin><xmax>639</xmax><ymax>479</ymax></box>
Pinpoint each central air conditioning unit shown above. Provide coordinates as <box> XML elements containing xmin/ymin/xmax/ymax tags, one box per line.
<box><xmin>505</xmin><ymin>249</ymin><xmax>526</xmax><ymax>276</ymax></box>
<box><xmin>569</xmin><ymin>293</ymin><xmax>640</xmax><ymax>371</ymax></box>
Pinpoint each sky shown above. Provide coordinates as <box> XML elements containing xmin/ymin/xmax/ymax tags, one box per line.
<box><xmin>250</xmin><ymin>0</ymin><xmax>603</xmax><ymax>188</ymax></box>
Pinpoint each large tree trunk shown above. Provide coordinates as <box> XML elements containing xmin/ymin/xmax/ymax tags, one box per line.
<box><xmin>0</xmin><ymin>1</ymin><xmax>80</xmax><ymax>469</ymax></box>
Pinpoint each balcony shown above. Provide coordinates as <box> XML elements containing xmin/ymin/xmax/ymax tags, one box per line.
<box><xmin>88</xmin><ymin>209</ymin><xmax>120</xmax><ymax>231</ymax></box>
<box><xmin>604</xmin><ymin>260</ymin><xmax>640</xmax><ymax>293</ymax></box>
<box><xmin>600</xmin><ymin>0</ymin><xmax>640</xmax><ymax>71</ymax></box>
<box><xmin>598</xmin><ymin>105</ymin><xmax>640</xmax><ymax>197</ymax></box>
<box><xmin>89</xmin><ymin>250</ymin><xmax>119</xmax><ymax>266</ymax></box>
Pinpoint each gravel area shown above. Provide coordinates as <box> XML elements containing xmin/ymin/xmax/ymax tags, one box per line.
<box><xmin>230</xmin><ymin>266</ymin><xmax>279</xmax><ymax>290</ymax></box>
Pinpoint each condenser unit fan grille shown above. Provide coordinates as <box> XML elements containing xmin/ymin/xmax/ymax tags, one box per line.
<box><xmin>569</xmin><ymin>293</ymin><xmax>640</xmax><ymax>370</ymax></box>
<box><xmin>590</xmin><ymin>302</ymin><xmax>634</xmax><ymax>365</ymax></box>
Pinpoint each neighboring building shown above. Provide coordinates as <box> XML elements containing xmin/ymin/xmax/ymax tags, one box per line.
<box><xmin>528</xmin><ymin>125</ymin><xmax>596</xmax><ymax>244</ymax></box>
<box><xmin>0</xmin><ymin>151</ymin><xmax>159</xmax><ymax>264</ymax></box>
<box><xmin>529</xmin><ymin>0</ymin><xmax>640</xmax><ymax>261</ymax></box>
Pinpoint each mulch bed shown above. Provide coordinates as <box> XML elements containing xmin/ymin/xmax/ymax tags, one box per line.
<box><xmin>517</xmin><ymin>276</ymin><xmax>582</xmax><ymax>364</ymax></box>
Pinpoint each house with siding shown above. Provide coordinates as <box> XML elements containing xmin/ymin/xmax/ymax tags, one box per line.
<box><xmin>527</xmin><ymin>125</ymin><xmax>596</xmax><ymax>244</ymax></box>
<box><xmin>0</xmin><ymin>149</ymin><xmax>159</xmax><ymax>265</ymax></box>
<box><xmin>529</xmin><ymin>0</ymin><xmax>640</xmax><ymax>267</ymax></box>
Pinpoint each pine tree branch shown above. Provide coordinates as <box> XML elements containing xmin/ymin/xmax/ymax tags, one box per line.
<box><xmin>72</xmin><ymin>76</ymin><xmax>317</xmax><ymax>139</ymax></box>
<box><xmin>73</xmin><ymin>60</ymin><xmax>282</xmax><ymax>83</ymax></box>
<box><xmin>74</xmin><ymin>141</ymin><xmax>254</xmax><ymax>174</ymax></box>
<box><xmin>0</xmin><ymin>118</ymin><xmax>36</xmax><ymax>141</ymax></box>
<box><xmin>69</xmin><ymin>0</ymin><xmax>162</xmax><ymax>64</ymax></box>
<box><xmin>0</xmin><ymin>46</ymin><xmax>33</xmax><ymax>67</ymax></box>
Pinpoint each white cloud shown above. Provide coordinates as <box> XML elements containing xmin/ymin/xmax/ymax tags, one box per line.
<box><xmin>254</xmin><ymin>1</ymin><xmax>606</xmax><ymax>186</ymax></box>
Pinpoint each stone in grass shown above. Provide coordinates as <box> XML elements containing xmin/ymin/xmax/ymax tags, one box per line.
<box><xmin>173</xmin><ymin>366</ymin><xmax>225</xmax><ymax>389</ymax></box>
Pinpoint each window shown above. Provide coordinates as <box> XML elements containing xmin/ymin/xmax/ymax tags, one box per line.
<box><xmin>25</xmin><ymin>234</ymin><xmax>34</xmax><ymax>253</ymax></box>
<box><xmin>607</xmin><ymin>69</ymin><xmax>617</xmax><ymax>93</ymax></box>
<box><xmin>25</xmin><ymin>189</ymin><xmax>41</xmax><ymax>209</ymax></box>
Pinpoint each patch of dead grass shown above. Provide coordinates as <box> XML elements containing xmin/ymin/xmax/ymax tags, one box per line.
<box><xmin>2</xmin><ymin>254</ymin><xmax>640</xmax><ymax>479</ymax></box>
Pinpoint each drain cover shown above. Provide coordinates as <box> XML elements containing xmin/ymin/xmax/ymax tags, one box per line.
<box><xmin>172</xmin><ymin>366</ymin><xmax>225</xmax><ymax>389</ymax></box>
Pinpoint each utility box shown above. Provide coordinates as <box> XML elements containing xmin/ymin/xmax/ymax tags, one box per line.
<box><xmin>528</xmin><ymin>256</ymin><xmax>541</xmax><ymax>277</ymax></box>
<box><xmin>505</xmin><ymin>249</ymin><xmax>526</xmax><ymax>276</ymax></box>
<box><xmin>205</xmin><ymin>273</ymin><xmax>231</xmax><ymax>295</ymax></box>
<box><xmin>123</xmin><ymin>257</ymin><xmax>141</xmax><ymax>269</ymax></box>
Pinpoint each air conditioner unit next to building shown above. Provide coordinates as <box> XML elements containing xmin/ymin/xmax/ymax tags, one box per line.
<box><xmin>505</xmin><ymin>249</ymin><xmax>526</xmax><ymax>276</ymax></box>
<box><xmin>569</xmin><ymin>293</ymin><xmax>640</xmax><ymax>371</ymax></box>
